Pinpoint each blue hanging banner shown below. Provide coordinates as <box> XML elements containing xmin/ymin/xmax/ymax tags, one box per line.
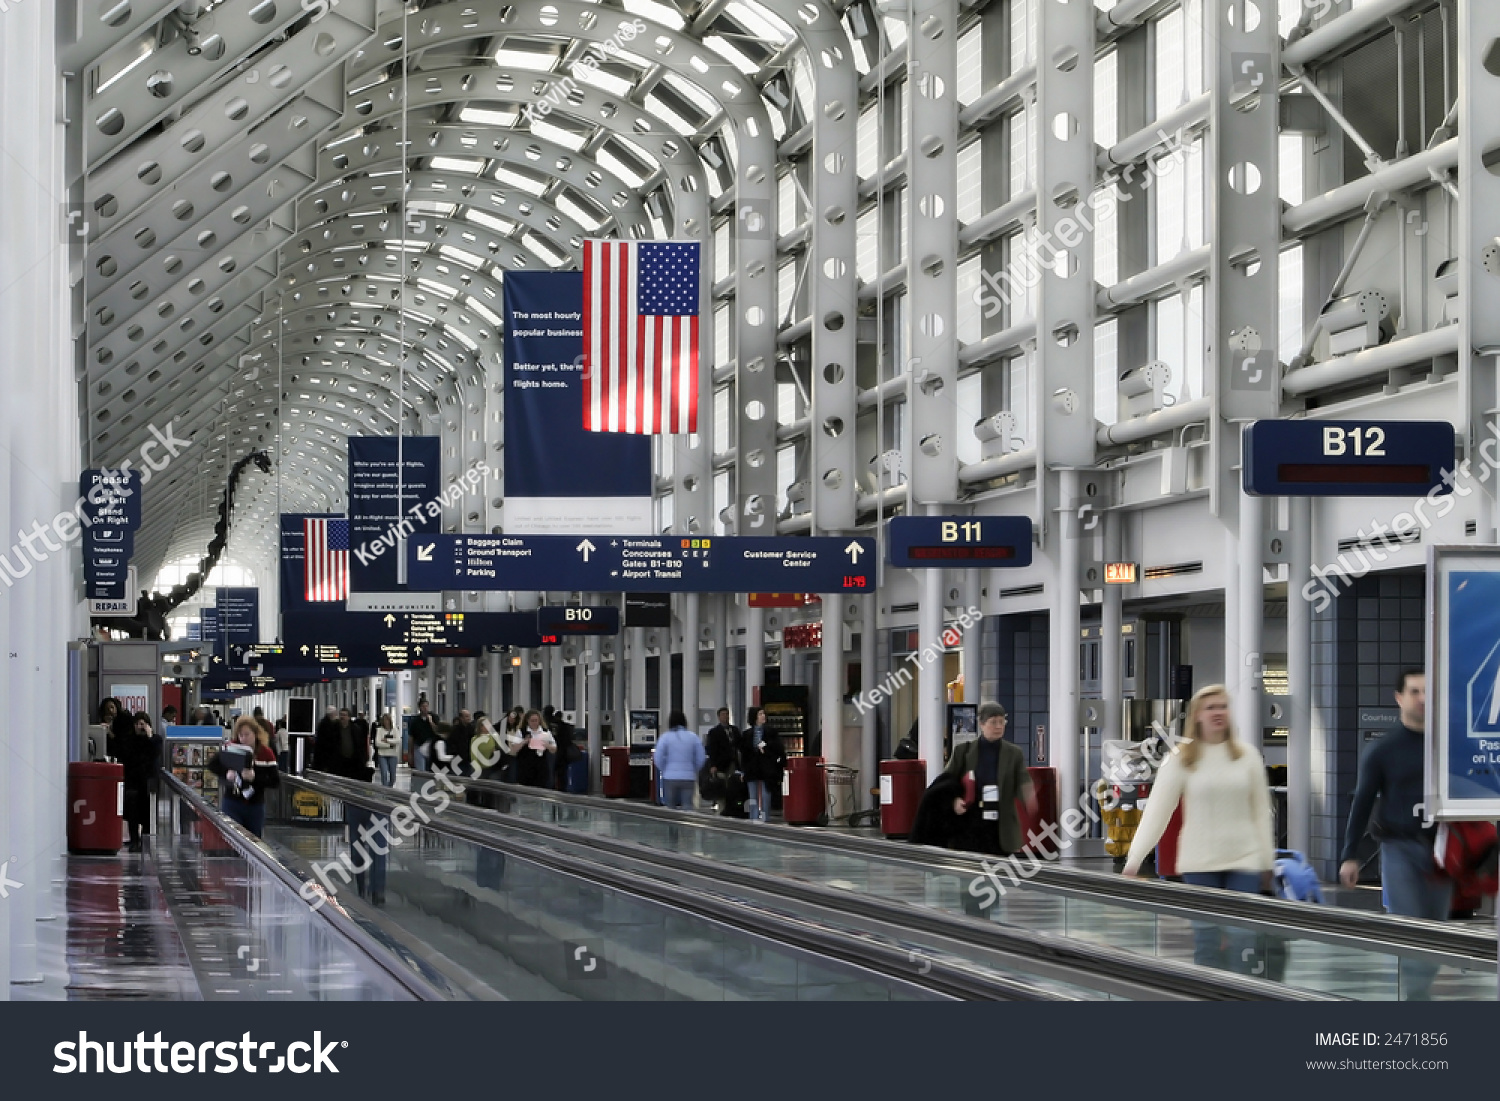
<box><xmin>347</xmin><ymin>436</ymin><xmax>442</xmax><ymax>592</ymax></box>
<box><xmin>503</xmin><ymin>270</ymin><xmax>652</xmax><ymax>534</ymax></box>
<box><xmin>216</xmin><ymin>587</ymin><xmax>260</xmax><ymax>644</ymax></box>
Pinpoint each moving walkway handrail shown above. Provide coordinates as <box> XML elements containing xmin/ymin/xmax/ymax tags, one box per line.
<box><xmin>304</xmin><ymin>773</ymin><xmax>1339</xmax><ymax>1001</ymax></box>
<box><xmin>402</xmin><ymin>769</ymin><xmax>1496</xmax><ymax>968</ymax></box>
<box><xmin>161</xmin><ymin>772</ymin><xmax>449</xmax><ymax>1001</ymax></box>
<box><xmin>285</xmin><ymin>774</ymin><xmax>1059</xmax><ymax>1001</ymax></box>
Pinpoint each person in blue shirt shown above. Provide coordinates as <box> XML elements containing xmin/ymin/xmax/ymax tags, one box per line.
<box><xmin>653</xmin><ymin>710</ymin><xmax>706</xmax><ymax>809</ymax></box>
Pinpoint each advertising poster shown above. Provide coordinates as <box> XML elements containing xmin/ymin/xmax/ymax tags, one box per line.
<box><xmin>503</xmin><ymin>270</ymin><xmax>652</xmax><ymax>534</ymax></box>
<box><xmin>1427</xmin><ymin>546</ymin><xmax>1500</xmax><ymax>818</ymax></box>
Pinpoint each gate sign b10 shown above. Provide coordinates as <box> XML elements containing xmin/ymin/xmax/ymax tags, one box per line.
<box><xmin>537</xmin><ymin>605</ymin><xmax>621</xmax><ymax>636</ymax></box>
<box><xmin>1243</xmin><ymin>420</ymin><xmax>1455</xmax><ymax>497</ymax></box>
<box><xmin>887</xmin><ymin>515</ymin><xmax>1033</xmax><ymax>568</ymax></box>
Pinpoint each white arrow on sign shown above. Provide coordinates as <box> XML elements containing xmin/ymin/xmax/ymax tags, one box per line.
<box><xmin>300</xmin><ymin>645</ymin><xmax>309</xmax><ymax>656</ymax></box>
<box><xmin>845</xmin><ymin>542</ymin><xmax>865</xmax><ymax>563</ymax></box>
<box><xmin>577</xmin><ymin>538</ymin><xmax>597</xmax><ymax>561</ymax></box>
<box><xmin>383</xmin><ymin>614</ymin><xmax>397</xmax><ymax>628</ymax></box>
<box><xmin>417</xmin><ymin>543</ymin><xmax>436</xmax><ymax>562</ymax></box>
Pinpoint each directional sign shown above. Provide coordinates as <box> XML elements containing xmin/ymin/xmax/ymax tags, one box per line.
<box><xmin>1428</xmin><ymin>546</ymin><xmax>1500</xmax><ymax>818</ymax></box>
<box><xmin>538</xmin><ymin>606</ymin><xmax>621</xmax><ymax>636</ymax></box>
<box><xmin>81</xmin><ymin>469</ymin><xmax>142</xmax><ymax>601</ymax></box>
<box><xmin>407</xmin><ymin>535</ymin><xmax>878</xmax><ymax>594</ymax></box>
<box><xmin>887</xmin><ymin>516</ymin><xmax>1034</xmax><ymax>568</ymax></box>
<box><xmin>282</xmin><ymin>609</ymin><xmax>544</xmax><ymax>668</ymax></box>
<box><xmin>1244</xmin><ymin>420</ymin><xmax>1455</xmax><ymax>497</ymax></box>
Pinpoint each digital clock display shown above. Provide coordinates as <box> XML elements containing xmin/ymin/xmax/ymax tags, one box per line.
<box><xmin>908</xmin><ymin>546</ymin><xmax>1017</xmax><ymax>561</ymax></box>
<box><xmin>1276</xmin><ymin>463</ymin><xmax>1432</xmax><ymax>485</ymax></box>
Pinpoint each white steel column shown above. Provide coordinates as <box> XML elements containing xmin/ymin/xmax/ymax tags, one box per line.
<box><xmin>820</xmin><ymin>594</ymin><xmax>844</xmax><ymax>767</ymax></box>
<box><xmin>745</xmin><ymin>604</ymin><xmax>765</xmax><ymax>717</ymax></box>
<box><xmin>1287</xmin><ymin>496</ymin><xmax>1312</xmax><ymax>855</ymax></box>
<box><xmin>712</xmin><ymin>595</ymin><xmax>728</xmax><ymax>719</ymax></box>
<box><xmin>1237</xmin><ymin>467</ymin><xmax>1265</xmax><ymax>748</ymax></box>
<box><xmin>1050</xmin><ymin>470</ymin><xmax>1083</xmax><ymax>816</ymax></box>
<box><xmin>629</xmin><ymin>628</ymin><xmax>647</xmax><ymax>716</ymax></box>
<box><xmin>860</xmin><ymin>592</ymin><xmax>878</xmax><ymax>809</ymax></box>
<box><xmin>682</xmin><ymin>592</ymin><xmax>700</xmax><ymax>732</ymax></box>
<box><xmin>961</xmin><ymin>571</ymin><xmax>981</xmax><ymax>702</ymax></box>
<box><xmin>918</xmin><ymin>565</ymin><xmax>945</xmax><ymax>782</ymax></box>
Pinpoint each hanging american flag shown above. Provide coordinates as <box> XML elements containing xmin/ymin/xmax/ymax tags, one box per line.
<box><xmin>582</xmin><ymin>239</ymin><xmax>700</xmax><ymax>434</ymax></box>
<box><xmin>304</xmin><ymin>517</ymin><xmax>350</xmax><ymax>602</ymax></box>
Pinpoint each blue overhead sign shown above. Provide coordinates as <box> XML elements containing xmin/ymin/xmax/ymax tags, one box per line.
<box><xmin>408</xmin><ymin>534</ymin><xmax>877</xmax><ymax>594</ymax></box>
<box><xmin>887</xmin><ymin>515</ymin><xmax>1033</xmax><ymax>568</ymax></box>
<box><xmin>1427</xmin><ymin>547</ymin><xmax>1500</xmax><ymax>819</ymax></box>
<box><xmin>1244</xmin><ymin>420</ymin><xmax>1455</xmax><ymax>497</ymax></box>
<box><xmin>216</xmin><ymin>587</ymin><xmax>260</xmax><ymax>644</ymax></box>
<box><xmin>281</xmin><ymin>609</ymin><xmax>545</xmax><ymax>668</ymax></box>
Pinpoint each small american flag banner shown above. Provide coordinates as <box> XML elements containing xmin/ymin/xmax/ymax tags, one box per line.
<box><xmin>304</xmin><ymin>517</ymin><xmax>350</xmax><ymax>602</ymax></box>
<box><xmin>582</xmin><ymin>239</ymin><xmax>700</xmax><ymax>434</ymax></box>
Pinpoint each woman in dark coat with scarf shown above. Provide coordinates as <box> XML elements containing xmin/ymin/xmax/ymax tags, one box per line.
<box><xmin>739</xmin><ymin>708</ymin><xmax>787</xmax><ymax>822</ymax></box>
<box><xmin>118</xmin><ymin>712</ymin><xmax>161</xmax><ymax>851</ymax></box>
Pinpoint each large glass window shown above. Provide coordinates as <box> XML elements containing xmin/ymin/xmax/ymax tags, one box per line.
<box><xmin>958</xmin><ymin>23</ymin><xmax>983</xmax><ymax>107</ymax></box>
<box><xmin>1095</xmin><ymin>318</ymin><xmax>1119</xmax><ymax>428</ymax></box>
<box><xmin>1279</xmin><ymin>245</ymin><xmax>1305</xmax><ymax>366</ymax></box>
<box><xmin>1152</xmin><ymin>135</ymin><xmax>1205</xmax><ymax>264</ymax></box>
<box><xmin>956</xmin><ymin>140</ymin><xmax>983</xmax><ymax>225</ymax></box>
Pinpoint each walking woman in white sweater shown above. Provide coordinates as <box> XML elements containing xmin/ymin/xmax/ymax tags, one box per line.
<box><xmin>1123</xmin><ymin>684</ymin><xmax>1275</xmax><ymax>970</ymax></box>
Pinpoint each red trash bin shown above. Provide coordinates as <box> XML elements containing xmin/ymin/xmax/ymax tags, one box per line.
<box><xmin>1020</xmin><ymin>766</ymin><xmax>1060</xmax><ymax>855</ymax></box>
<box><xmin>782</xmin><ymin>755</ymin><xmax>825</xmax><ymax>825</ymax></box>
<box><xmin>602</xmin><ymin>746</ymin><xmax>631</xmax><ymax>798</ymax></box>
<box><xmin>879</xmin><ymin>759</ymin><xmax>927</xmax><ymax>838</ymax></box>
<box><xmin>68</xmin><ymin>761</ymin><xmax>123</xmax><ymax>854</ymax></box>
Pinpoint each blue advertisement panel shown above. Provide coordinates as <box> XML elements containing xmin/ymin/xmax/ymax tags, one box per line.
<box><xmin>348</xmin><ymin>436</ymin><xmax>441</xmax><ymax>591</ymax></box>
<box><xmin>1427</xmin><ymin>546</ymin><xmax>1500</xmax><ymax>818</ymax></box>
<box><xmin>503</xmin><ymin>270</ymin><xmax>651</xmax><ymax>534</ymax></box>
<box><xmin>216</xmin><ymin>587</ymin><xmax>260</xmax><ymax>643</ymax></box>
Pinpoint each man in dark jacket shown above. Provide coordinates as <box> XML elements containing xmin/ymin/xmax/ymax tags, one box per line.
<box><xmin>409</xmin><ymin>698</ymin><xmax>435</xmax><ymax>771</ymax></box>
<box><xmin>1339</xmin><ymin>670</ymin><xmax>1451</xmax><ymax>998</ymax></box>
<box><xmin>315</xmin><ymin>707</ymin><xmax>371</xmax><ymax>781</ymax></box>
<box><xmin>942</xmin><ymin>701</ymin><xmax>1037</xmax><ymax>857</ymax></box>
<box><xmin>705</xmin><ymin>708</ymin><xmax>738</xmax><ymax>775</ymax></box>
<box><xmin>449</xmin><ymin>709</ymin><xmax>475</xmax><ymax>778</ymax></box>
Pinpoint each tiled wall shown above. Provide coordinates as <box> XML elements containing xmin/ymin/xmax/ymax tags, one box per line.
<box><xmin>995</xmin><ymin>613</ymin><xmax>1051</xmax><ymax>767</ymax></box>
<box><xmin>1309</xmin><ymin>569</ymin><xmax>1425</xmax><ymax>879</ymax></box>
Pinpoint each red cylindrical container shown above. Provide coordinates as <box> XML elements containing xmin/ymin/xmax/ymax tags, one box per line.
<box><xmin>1020</xmin><ymin>766</ymin><xmax>1061</xmax><ymax>855</ymax></box>
<box><xmin>68</xmin><ymin>761</ymin><xmax>124</xmax><ymax>854</ymax></box>
<box><xmin>878</xmin><ymin>759</ymin><xmax>927</xmax><ymax>838</ymax></box>
<box><xmin>782</xmin><ymin>755</ymin><xmax>825</xmax><ymax>825</ymax></box>
<box><xmin>602</xmin><ymin>746</ymin><xmax>631</xmax><ymax>798</ymax></box>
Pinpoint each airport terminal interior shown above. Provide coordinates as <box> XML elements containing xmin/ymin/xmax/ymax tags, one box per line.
<box><xmin>0</xmin><ymin>0</ymin><xmax>1496</xmax><ymax>1002</ymax></box>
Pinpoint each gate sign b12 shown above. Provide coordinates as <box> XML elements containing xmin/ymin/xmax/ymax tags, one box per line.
<box><xmin>887</xmin><ymin>516</ymin><xmax>1033</xmax><ymax>568</ymax></box>
<box><xmin>1426</xmin><ymin>547</ymin><xmax>1500</xmax><ymax>819</ymax></box>
<box><xmin>1243</xmin><ymin>420</ymin><xmax>1454</xmax><ymax>497</ymax></box>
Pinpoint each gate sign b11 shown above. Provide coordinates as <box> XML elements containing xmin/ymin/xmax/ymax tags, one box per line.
<box><xmin>887</xmin><ymin>515</ymin><xmax>1033</xmax><ymax>568</ymax></box>
<box><xmin>1243</xmin><ymin>420</ymin><xmax>1454</xmax><ymax>497</ymax></box>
